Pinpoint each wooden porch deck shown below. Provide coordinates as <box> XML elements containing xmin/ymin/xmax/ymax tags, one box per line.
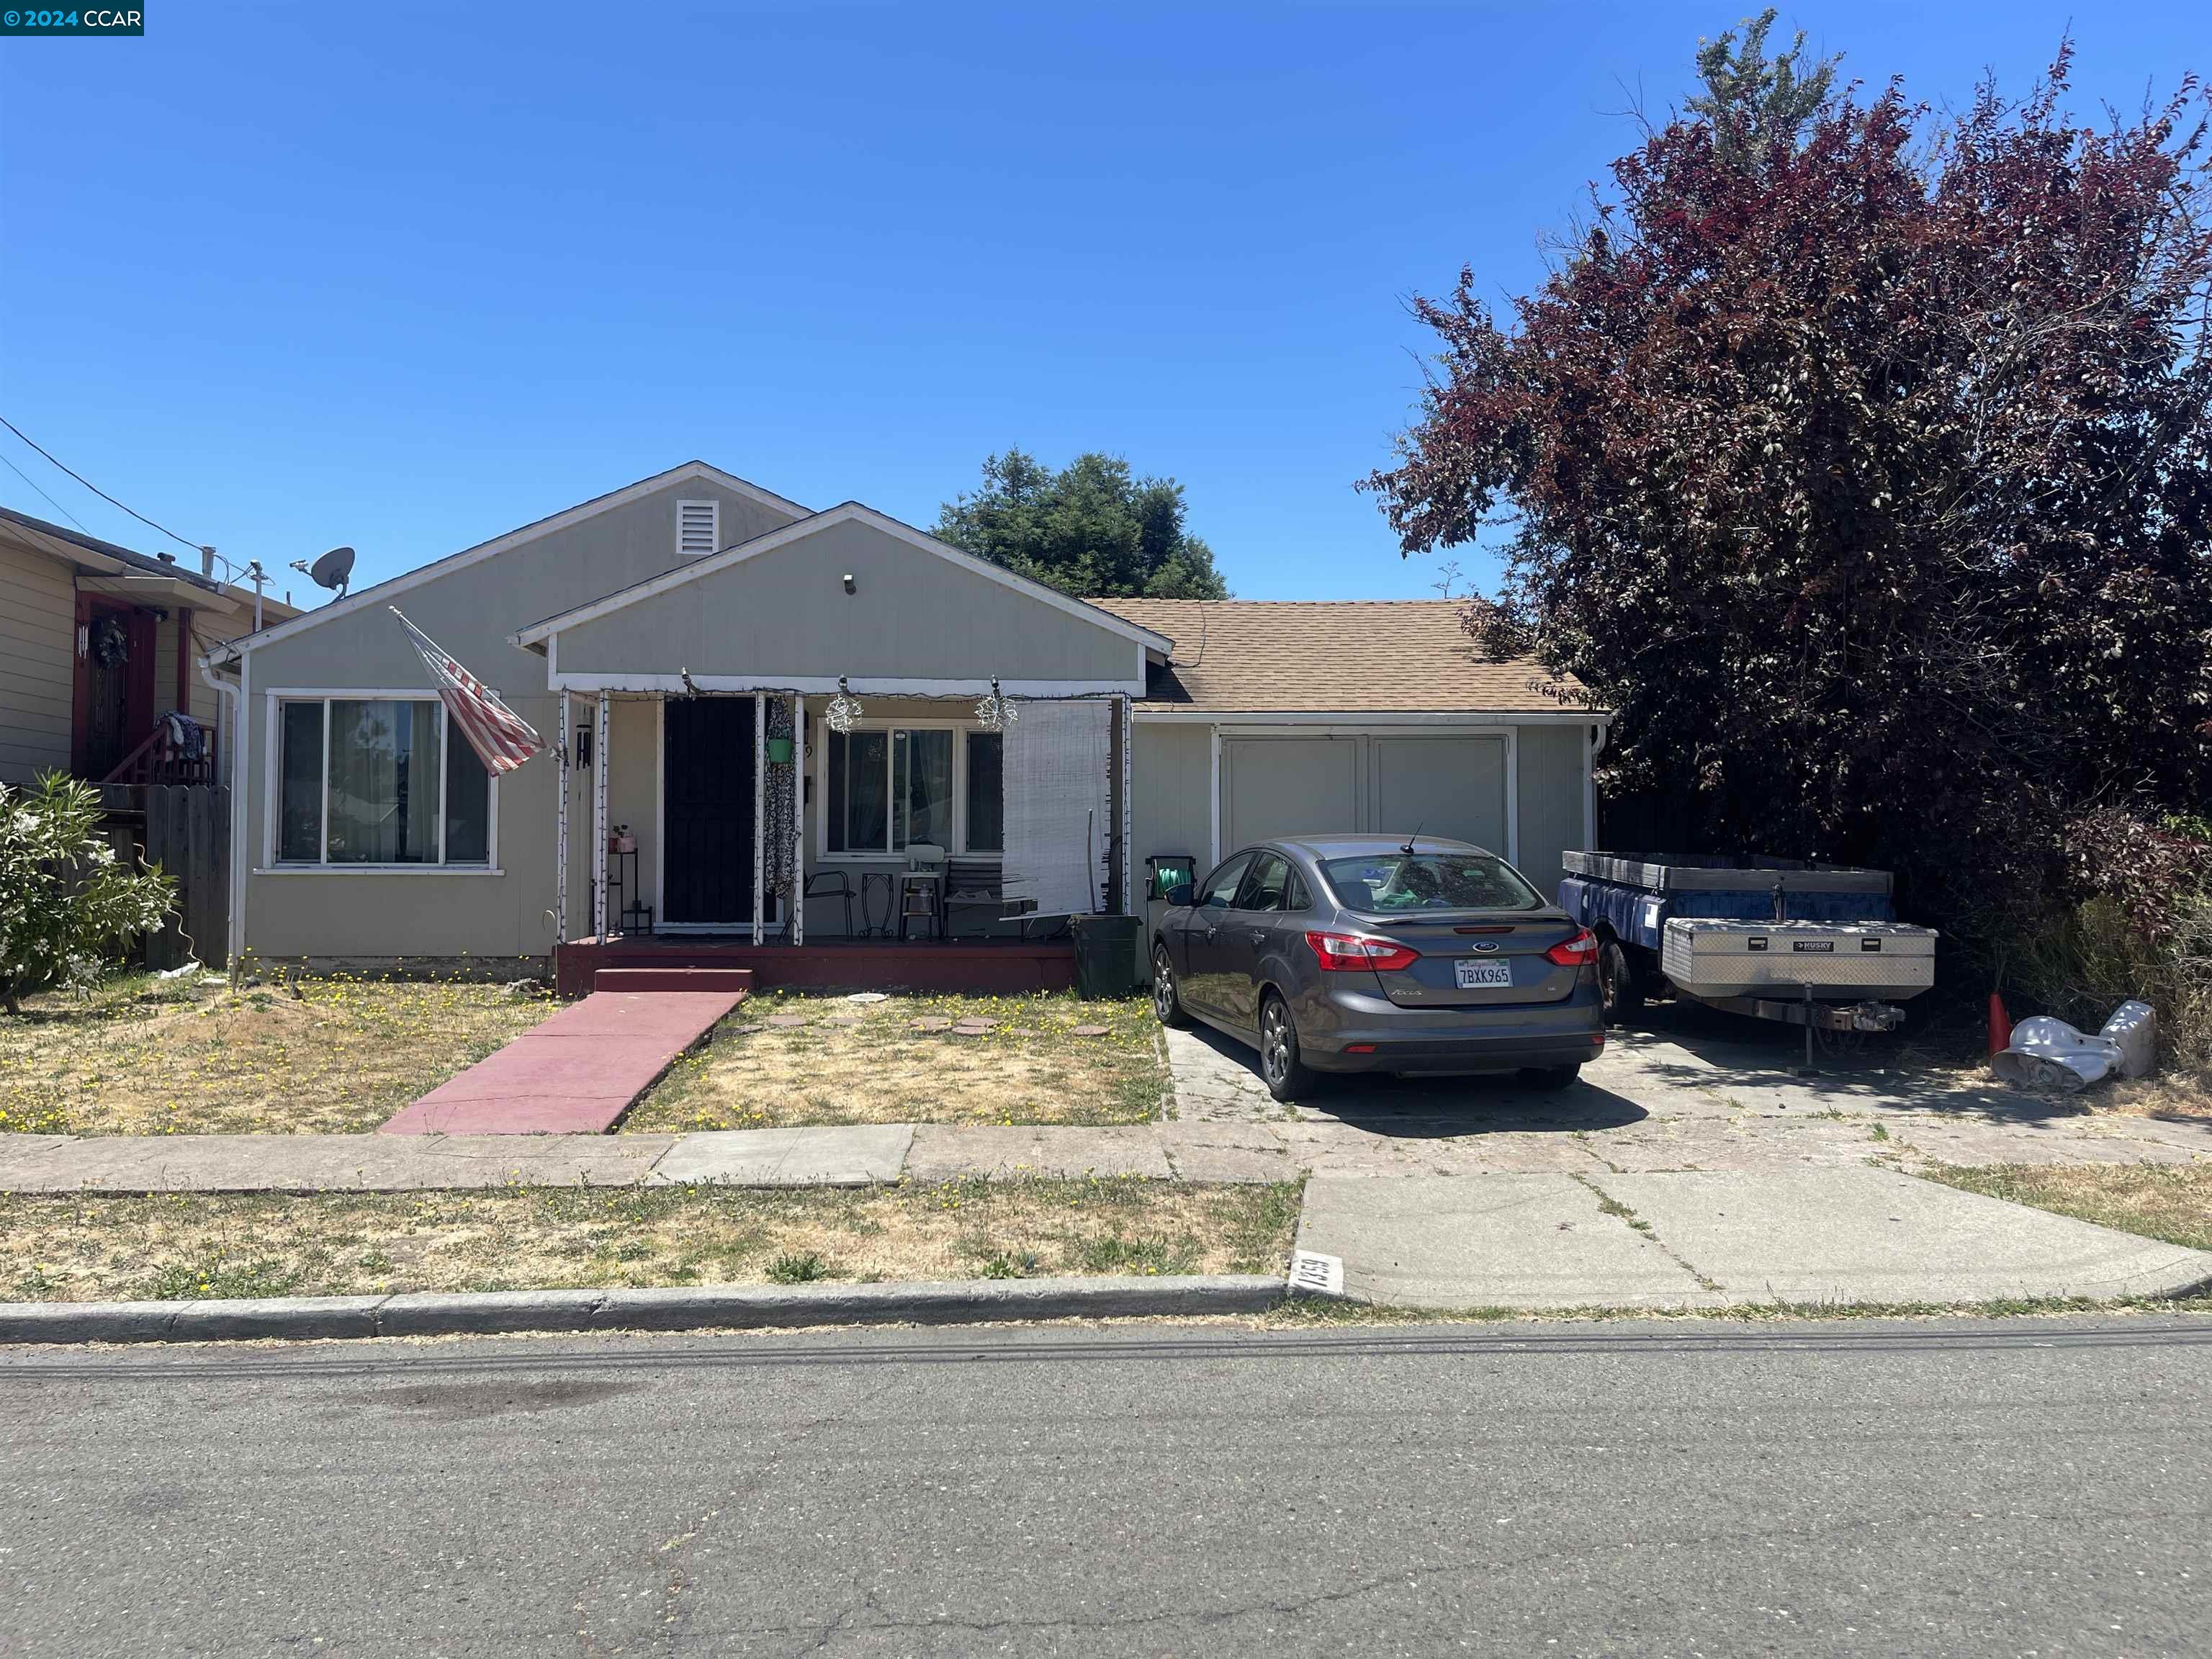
<box><xmin>554</xmin><ymin>934</ymin><xmax>1078</xmax><ymax>999</ymax></box>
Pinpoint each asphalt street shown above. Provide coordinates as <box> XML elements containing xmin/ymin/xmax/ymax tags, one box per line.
<box><xmin>4</xmin><ymin>1317</ymin><xmax>2208</xmax><ymax>1656</ymax></box>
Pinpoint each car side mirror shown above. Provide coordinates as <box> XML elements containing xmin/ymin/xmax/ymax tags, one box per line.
<box><xmin>1166</xmin><ymin>883</ymin><xmax>1195</xmax><ymax>908</ymax></box>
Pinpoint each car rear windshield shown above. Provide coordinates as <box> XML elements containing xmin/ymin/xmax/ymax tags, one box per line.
<box><xmin>1319</xmin><ymin>852</ymin><xmax>1545</xmax><ymax>913</ymax></box>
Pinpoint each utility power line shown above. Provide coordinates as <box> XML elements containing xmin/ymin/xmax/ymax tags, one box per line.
<box><xmin>0</xmin><ymin>413</ymin><xmax>215</xmax><ymax>562</ymax></box>
<box><xmin>0</xmin><ymin>448</ymin><xmax>91</xmax><ymax>531</ymax></box>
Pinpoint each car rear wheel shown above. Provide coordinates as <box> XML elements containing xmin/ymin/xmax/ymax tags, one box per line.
<box><xmin>1151</xmin><ymin>944</ymin><xmax>1189</xmax><ymax>1028</ymax></box>
<box><xmin>1598</xmin><ymin>939</ymin><xmax>1642</xmax><ymax>1025</ymax></box>
<box><xmin>1524</xmin><ymin>1064</ymin><xmax>1582</xmax><ymax>1090</ymax></box>
<box><xmin>1258</xmin><ymin>992</ymin><xmax>1316</xmax><ymax>1102</ymax></box>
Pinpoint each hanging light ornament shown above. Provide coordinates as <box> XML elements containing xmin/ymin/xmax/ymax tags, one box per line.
<box><xmin>825</xmin><ymin>675</ymin><xmax>863</xmax><ymax>734</ymax></box>
<box><xmin>975</xmin><ymin>675</ymin><xmax>1019</xmax><ymax>733</ymax></box>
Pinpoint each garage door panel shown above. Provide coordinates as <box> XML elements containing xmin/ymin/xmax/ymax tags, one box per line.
<box><xmin>1372</xmin><ymin>736</ymin><xmax>1508</xmax><ymax>855</ymax></box>
<box><xmin>1223</xmin><ymin>737</ymin><xmax>1357</xmax><ymax>850</ymax></box>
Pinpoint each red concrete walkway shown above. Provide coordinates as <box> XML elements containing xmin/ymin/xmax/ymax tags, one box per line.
<box><xmin>380</xmin><ymin>990</ymin><xmax>742</xmax><ymax>1136</ymax></box>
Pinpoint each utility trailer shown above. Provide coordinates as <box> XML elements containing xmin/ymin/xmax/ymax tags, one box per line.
<box><xmin>1557</xmin><ymin>851</ymin><xmax>1937</xmax><ymax>1036</ymax></box>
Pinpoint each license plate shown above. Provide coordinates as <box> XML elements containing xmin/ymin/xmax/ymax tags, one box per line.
<box><xmin>1455</xmin><ymin>960</ymin><xmax>1513</xmax><ymax>989</ymax></box>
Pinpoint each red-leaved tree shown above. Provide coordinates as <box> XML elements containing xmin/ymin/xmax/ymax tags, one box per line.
<box><xmin>1364</xmin><ymin>16</ymin><xmax>2212</xmax><ymax>971</ymax></box>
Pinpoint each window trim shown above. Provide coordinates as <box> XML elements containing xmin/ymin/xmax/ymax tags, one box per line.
<box><xmin>259</xmin><ymin>689</ymin><xmax>500</xmax><ymax>873</ymax></box>
<box><xmin>814</xmin><ymin>717</ymin><xmax>1004</xmax><ymax>863</ymax></box>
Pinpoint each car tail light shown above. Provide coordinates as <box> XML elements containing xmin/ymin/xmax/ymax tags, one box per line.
<box><xmin>1305</xmin><ymin>930</ymin><xmax>1420</xmax><ymax>973</ymax></box>
<box><xmin>1545</xmin><ymin>928</ymin><xmax>1600</xmax><ymax>967</ymax></box>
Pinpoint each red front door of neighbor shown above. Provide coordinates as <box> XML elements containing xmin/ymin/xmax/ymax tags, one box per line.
<box><xmin>73</xmin><ymin>598</ymin><xmax>157</xmax><ymax>782</ymax></box>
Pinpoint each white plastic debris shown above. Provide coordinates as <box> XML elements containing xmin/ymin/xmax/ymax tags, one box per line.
<box><xmin>154</xmin><ymin>963</ymin><xmax>202</xmax><ymax>982</ymax></box>
<box><xmin>843</xmin><ymin>992</ymin><xmax>890</xmax><ymax>1003</ymax></box>
<box><xmin>2098</xmin><ymin>999</ymin><xmax>2157</xmax><ymax>1079</ymax></box>
<box><xmin>1992</xmin><ymin>1015</ymin><xmax>2126</xmax><ymax>1094</ymax></box>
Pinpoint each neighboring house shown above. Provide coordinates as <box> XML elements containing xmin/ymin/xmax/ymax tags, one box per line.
<box><xmin>199</xmin><ymin>462</ymin><xmax>1610</xmax><ymax>976</ymax></box>
<box><xmin>0</xmin><ymin>507</ymin><xmax>297</xmax><ymax>791</ymax></box>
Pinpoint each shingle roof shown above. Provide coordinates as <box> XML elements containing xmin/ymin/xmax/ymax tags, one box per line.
<box><xmin>0</xmin><ymin>504</ymin><xmax>231</xmax><ymax>595</ymax></box>
<box><xmin>1086</xmin><ymin>598</ymin><xmax>1604</xmax><ymax>715</ymax></box>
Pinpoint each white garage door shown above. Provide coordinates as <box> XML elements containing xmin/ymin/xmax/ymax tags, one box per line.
<box><xmin>1220</xmin><ymin>732</ymin><xmax>1511</xmax><ymax>858</ymax></box>
<box><xmin>1221</xmin><ymin>737</ymin><xmax>1358</xmax><ymax>850</ymax></box>
<box><xmin>1372</xmin><ymin>735</ymin><xmax>1509</xmax><ymax>855</ymax></box>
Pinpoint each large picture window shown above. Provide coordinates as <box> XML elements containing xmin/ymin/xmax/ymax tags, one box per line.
<box><xmin>274</xmin><ymin>697</ymin><xmax>493</xmax><ymax>867</ymax></box>
<box><xmin>825</xmin><ymin>725</ymin><xmax>1002</xmax><ymax>856</ymax></box>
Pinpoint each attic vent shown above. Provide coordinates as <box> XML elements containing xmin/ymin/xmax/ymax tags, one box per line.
<box><xmin>677</xmin><ymin>499</ymin><xmax>719</xmax><ymax>559</ymax></box>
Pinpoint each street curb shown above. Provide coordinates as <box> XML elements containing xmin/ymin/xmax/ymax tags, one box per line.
<box><xmin>0</xmin><ymin>1274</ymin><xmax>1288</xmax><ymax>1346</ymax></box>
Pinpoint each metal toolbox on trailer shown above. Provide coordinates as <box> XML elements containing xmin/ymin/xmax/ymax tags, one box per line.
<box><xmin>1660</xmin><ymin>918</ymin><xmax>1936</xmax><ymax>1002</ymax></box>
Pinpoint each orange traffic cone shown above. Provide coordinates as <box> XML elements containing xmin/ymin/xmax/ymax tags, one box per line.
<box><xmin>1987</xmin><ymin>991</ymin><xmax>2013</xmax><ymax>1056</ymax></box>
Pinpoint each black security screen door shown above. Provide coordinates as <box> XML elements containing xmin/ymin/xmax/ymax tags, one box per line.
<box><xmin>662</xmin><ymin>696</ymin><xmax>757</xmax><ymax>925</ymax></box>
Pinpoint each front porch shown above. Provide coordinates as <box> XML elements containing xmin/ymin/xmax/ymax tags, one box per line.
<box><xmin>552</xmin><ymin>687</ymin><xmax>1135</xmax><ymax>968</ymax></box>
<box><xmin>511</xmin><ymin>500</ymin><xmax>1170</xmax><ymax>995</ymax></box>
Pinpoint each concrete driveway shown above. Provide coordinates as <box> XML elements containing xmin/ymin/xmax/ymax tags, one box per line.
<box><xmin>1166</xmin><ymin>1002</ymin><xmax>2212</xmax><ymax>1177</ymax></box>
<box><xmin>1169</xmin><ymin>1003</ymin><xmax>2212</xmax><ymax>1310</ymax></box>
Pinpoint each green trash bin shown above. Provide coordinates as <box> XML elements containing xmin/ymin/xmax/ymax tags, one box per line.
<box><xmin>1070</xmin><ymin>912</ymin><xmax>1143</xmax><ymax>999</ymax></box>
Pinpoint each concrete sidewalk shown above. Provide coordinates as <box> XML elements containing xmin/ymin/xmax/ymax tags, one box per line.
<box><xmin>1291</xmin><ymin>1166</ymin><xmax>2212</xmax><ymax>1310</ymax></box>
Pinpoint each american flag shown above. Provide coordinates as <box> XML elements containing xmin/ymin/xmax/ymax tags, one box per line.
<box><xmin>390</xmin><ymin>607</ymin><xmax>543</xmax><ymax>773</ymax></box>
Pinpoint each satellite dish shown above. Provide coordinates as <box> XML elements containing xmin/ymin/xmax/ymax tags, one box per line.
<box><xmin>307</xmin><ymin>547</ymin><xmax>356</xmax><ymax>596</ymax></box>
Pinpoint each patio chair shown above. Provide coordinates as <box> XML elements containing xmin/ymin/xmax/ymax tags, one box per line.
<box><xmin>802</xmin><ymin>870</ymin><xmax>855</xmax><ymax>937</ymax></box>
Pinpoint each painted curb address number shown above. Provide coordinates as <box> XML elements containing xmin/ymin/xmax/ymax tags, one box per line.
<box><xmin>1288</xmin><ymin>1251</ymin><xmax>1344</xmax><ymax>1296</ymax></box>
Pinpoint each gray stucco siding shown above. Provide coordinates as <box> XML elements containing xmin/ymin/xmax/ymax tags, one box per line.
<box><xmin>238</xmin><ymin>479</ymin><xmax>796</xmax><ymax>962</ymax></box>
<box><xmin>552</xmin><ymin>518</ymin><xmax>1140</xmax><ymax>688</ymax></box>
<box><xmin>1512</xmin><ymin>721</ymin><xmax>1588</xmax><ymax>903</ymax></box>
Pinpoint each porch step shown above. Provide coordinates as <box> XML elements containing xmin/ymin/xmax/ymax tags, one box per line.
<box><xmin>593</xmin><ymin>966</ymin><xmax>756</xmax><ymax>994</ymax></box>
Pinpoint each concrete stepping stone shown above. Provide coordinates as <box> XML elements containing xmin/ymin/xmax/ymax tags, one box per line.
<box><xmin>1071</xmin><ymin>1024</ymin><xmax>1111</xmax><ymax>1038</ymax></box>
<box><xmin>912</xmin><ymin>1017</ymin><xmax>953</xmax><ymax>1032</ymax></box>
<box><xmin>763</xmin><ymin>1014</ymin><xmax>809</xmax><ymax>1028</ymax></box>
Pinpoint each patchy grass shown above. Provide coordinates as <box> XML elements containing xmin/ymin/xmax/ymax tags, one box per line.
<box><xmin>0</xmin><ymin>1177</ymin><xmax>1302</xmax><ymax>1303</ymax></box>
<box><xmin>1917</xmin><ymin>1161</ymin><xmax>2212</xmax><ymax>1254</ymax></box>
<box><xmin>2096</xmin><ymin>1070</ymin><xmax>2212</xmax><ymax>1122</ymax></box>
<box><xmin>1260</xmin><ymin>1292</ymin><xmax>2212</xmax><ymax>1328</ymax></box>
<box><xmin>624</xmin><ymin>990</ymin><xmax>1169</xmax><ymax>1131</ymax></box>
<box><xmin>0</xmin><ymin>968</ymin><xmax>555</xmax><ymax>1136</ymax></box>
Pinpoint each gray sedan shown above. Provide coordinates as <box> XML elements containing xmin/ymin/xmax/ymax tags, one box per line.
<box><xmin>1150</xmin><ymin>835</ymin><xmax>1605</xmax><ymax>1100</ymax></box>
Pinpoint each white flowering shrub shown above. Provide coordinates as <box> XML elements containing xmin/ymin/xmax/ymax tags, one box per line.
<box><xmin>0</xmin><ymin>772</ymin><xmax>176</xmax><ymax>1015</ymax></box>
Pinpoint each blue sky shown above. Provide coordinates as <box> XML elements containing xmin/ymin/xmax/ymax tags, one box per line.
<box><xmin>0</xmin><ymin>2</ymin><xmax>2199</xmax><ymax>608</ymax></box>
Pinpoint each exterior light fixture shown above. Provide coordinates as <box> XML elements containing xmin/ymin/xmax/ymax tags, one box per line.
<box><xmin>975</xmin><ymin>675</ymin><xmax>1019</xmax><ymax>733</ymax></box>
<box><xmin>825</xmin><ymin>675</ymin><xmax>864</xmax><ymax>734</ymax></box>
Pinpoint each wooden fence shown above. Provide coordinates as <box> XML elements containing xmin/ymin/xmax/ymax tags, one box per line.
<box><xmin>134</xmin><ymin>785</ymin><xmax>230</xmax><ymax>971</ymax></box>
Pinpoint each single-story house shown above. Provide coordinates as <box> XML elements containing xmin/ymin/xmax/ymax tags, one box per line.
<box><xmin>1</xmin><ymin>505</ymin><xmax>297</xmax><ymax>790</ymax></box>
<box><xmin>199</xmin><ymin>462</ymin><xmax>1610</xmax><ymax>987</ymax></box>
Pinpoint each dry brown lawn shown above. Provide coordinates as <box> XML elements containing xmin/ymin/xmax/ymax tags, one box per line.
<box><xmin>624</xmin><ymin>990</ymin><xmax>1168</xmax><ymax>1131</ymax></box>
<box><xmin>0</xmin><ymin>1177</ymin><xmax>1302</xmax><ymax>1302</ymax></box>
<box><xmin>2095</xmin><ymin>1071</ymin><xmax>2212</xmax><ymax>1121</ymax></box>
<box><xmin>0</xmin><ymin>971</ymin><xmax>556</xmax><ymax>1137</ymax></box>
<box><xmin>1920</xmin><ymin>1161</ymin><xmax>2212</xmax><ymax>1254</ymax></box>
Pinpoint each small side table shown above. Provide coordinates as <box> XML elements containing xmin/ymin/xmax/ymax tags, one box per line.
<box><xmin>896</xmin><ymin>871</ymin><xmax>944</xmax><ymax>940</ymax></box>
<box><xmin>606</xmin><ymin>846</ymin><xmax>652</xmax><ymax>936</ymax></box>
<box><xmin>858</xmin><ymin>871</ymin><xmax>896</xmax><ymax>937</ymax></box>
